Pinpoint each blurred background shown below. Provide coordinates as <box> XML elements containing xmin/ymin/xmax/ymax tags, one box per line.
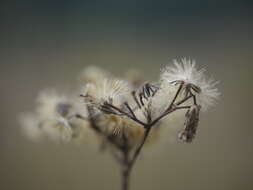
<box><xmin>1</xmin><ymin>0</ymin><xmax>253</xmax><ymax>190</ymax></box>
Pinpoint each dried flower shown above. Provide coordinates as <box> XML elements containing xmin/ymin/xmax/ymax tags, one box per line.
<box><xmin>36</xmin><ymin>89</ymin><xmax>71</xmax><ymax>120</ymax></box>
<box><xmin>20</xmin><ymin>89</ymin><xmax>92</xmax><ymax>143</ymax></box>
<box><xmin>82</xmin><ymin>79</ymin><xmax>131</xmax><ymax>106</ymax></box>
<box><xmin>178</xmin><ymin>104</ymin><xmax>201</xmax><ymax>143</ymax></box>
<box><xmin>160</xmin><ymin>58</ymin><xmax>219</xmax><ymax>110</ymax></box>
<box><xmin>20</xmin><ymin>60</ymin><xmax>219</xmax><ymax>190</ymax></box>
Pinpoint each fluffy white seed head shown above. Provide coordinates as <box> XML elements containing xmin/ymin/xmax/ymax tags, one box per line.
<box><xmin>19</xmin><ymin>113</ymin><xmax>73</xmax><ymax>143</ymax></box>
<box><xmin>21</xmin><ymin>89</ymin><xmax>79</xmax><ymax>143</ymax></box>
<box><xmin>82</xmin><ymin>79</ymin><xmax>131</xmax><ymax>106</ymax></box>
<box><xmin>160</xmin><ymin>58</ymin><xmax>219</xmax><ymax>110</ymax></box>
<box><xmin>36</xmin><ymin>89</ymin><xmax>71</xmax><ymax>119</ymax></box>
<box><xmin>161</xmin><ymin>58</ymin><xmax>205</xmax><ymax>85</ymax></box>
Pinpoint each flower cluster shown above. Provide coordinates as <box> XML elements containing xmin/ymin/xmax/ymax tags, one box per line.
<box><xmin>20</xmin><ymin>58</ymin><xmax>219</xmax><ymax>190</ymax></box>
<box><xmin>20</xmin><ymin>59</ymin><xmax>219</xmax><ymax>146</ymax></box>
<box><xmin>19</xmin><ymin>89</ymin><xmax>92</xmax><ymax>143</ymax></box>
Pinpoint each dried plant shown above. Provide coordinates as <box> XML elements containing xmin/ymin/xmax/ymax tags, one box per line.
<box><xmin>20</xmin><ymin>58</ymin><xmax>219</xmax><ymax>190</ymax></box>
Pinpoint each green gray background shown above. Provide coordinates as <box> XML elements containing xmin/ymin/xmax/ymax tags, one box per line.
<box><xmin>1</xmin><ymin>0</ymin><xmax>253</xmax><ymax>190</ymax></box>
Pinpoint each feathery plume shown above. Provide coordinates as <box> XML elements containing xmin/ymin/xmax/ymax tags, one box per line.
<box><xmin>160</xmin><ymin>58</ymin><xmax>219</xmax><ymax>110</ymax></box>
<box><xmin>82</xmin><ymin>79</ymin><xmax>131</xmax><ymax>107</ymax></box>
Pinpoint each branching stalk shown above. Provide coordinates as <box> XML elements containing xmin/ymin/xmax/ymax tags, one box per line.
<box><xmin>80</xmin><ymin>83</ymin><xmax>198</xmax><ymax>190</ymax></box>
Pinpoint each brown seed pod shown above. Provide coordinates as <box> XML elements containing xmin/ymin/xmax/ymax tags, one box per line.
<box><xmin>178</xmin><ymin>104</ymin><xmax>201</xmax><ymax>143</ymax></box>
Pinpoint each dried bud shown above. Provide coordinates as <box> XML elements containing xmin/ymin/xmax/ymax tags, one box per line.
<box><xmin>178</xmin><ymin>104</ymin><xmax>201</xmax><ymax>143</ymax></box>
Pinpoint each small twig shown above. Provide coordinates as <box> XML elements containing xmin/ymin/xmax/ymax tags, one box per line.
<box><xmin>131</xmin><ymin>91</ymin><xmax>141</xmax><ymax>109</ymax></box>
<box><xmin>124</xmin><ymin>102</ymin><xmax>136</xmax><ymax>119</ymax></box>
<box><xmin>175</xmin><ymin>94</ymin><xmax>193</xmax><ymax>106</ymax></box>
<box><xmin>139</xmin><ymin>93</ymin><xmax>145</xmax><ymax>106</ymax></box>
<box><xmin>175</xmin><ymin>106</ymin><xmax>191</xmax><ymax>109</ymax></box>
<box><xmin>191</xmin><ymin>92</ymin><xmax>197</xmax><ymax>105</ymax></box>
<box><xmin>104</xmin><ymin>103</ymin><xmax>147</xmax><ymax>126</ymax></box>
<box><xmin>120</xmin><ymin>127</ymin><xmax>131</xmax><ymax>190</ymax></box>
<box><xmin>100</xmin><ymin>83</ymin><xmax>193</xmax><ymax>129</ymax></box>
<box><xmin>147</xmin><ymin>84</ymin><xmax>189</xmax><ymax>127</ymax></box>
<box><xmin>121</xmin><ymin>150</ymin><xmax>130</xmax><ymax>190</ymax></box>
<box><xmin>167</xmin><ymin>82</ymin><xmax>183</xmax><ymax>110</ymax></box>
<box><xmin>128</xmin><ymin>126</ymin><xmax>152</xmax><ymax>172</ymax></box>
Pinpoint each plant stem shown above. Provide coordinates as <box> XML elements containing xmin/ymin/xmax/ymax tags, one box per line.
<box><xmin>121</xmin><ymin>150</ymin><xmax>130</xmax><ymax>190</ymax></box>
<box><xmin>129</xmin><ymin>126</ymin><xmax>151</xmax><ymax>171</ymax></box>
<box><xmin>122</xmin><ymin>167</ymin><xmax>130</xmax><ymax>190</ymax></box>
<box><xmin>120</xmin><ymin>126</ymin><xmax>152</xmax><ymax>190</ymax></box>
<box><xmin>83</xmin><ymin>83</ymin><xmax>195</xmax><ymax>190</ymax></box>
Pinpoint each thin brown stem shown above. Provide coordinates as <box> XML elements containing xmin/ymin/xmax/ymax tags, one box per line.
<box><xmin>128</xmin><ymin>126</ymin><xmax>152</xmax><ymax>171</ymax></box>
<box><xmin>175</xmin><ymin>94</ymin><xmax>193</xmax><ymax>106</ymax></box>
<box><xmin>191</xmin><ymin>92</ymin><xmax>197</xmax><ymax>105</ymax></box>
<box><xmin>167</xmin><ymin>83</ymin><xmax>183</xmax><ymax>110</ymax></box>
<box><xmin>121</xmin><ymin>150</ymin><xmax>130</xmax><ymax>190</ymax></box>
<box><xmin>104</xmin><ymin>103</ymin><xmax>147</xmax><ymax>126</ymax></box>
<box><xmin>131</xmin><ymin>91</ymin><xmax>141</xmax><ymax>109</ymax></box>
<box><xmin>149</xmin><ymin>100</ymin><xmax>191</xmax><ymax>127</ymax></box>
<box><xmin>120</xmin><ymin>127</ymin><xmax>153</xmax><ymax>190</ymax></box>
<box><xmin>124</xmin><ymin>102</ymin><xmax>136</xmax><ymax>119</ymax></box>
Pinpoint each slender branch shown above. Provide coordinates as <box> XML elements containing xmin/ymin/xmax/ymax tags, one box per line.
<box><xmin>131</xmin><ymin>91</ymin><xmax>141</xmax><ymax>109</ymax></box>
<box><xmin>128</xmin><ymin>126</ymin><xmax>152</xmax><ymax>171</ymax></box>
<box><xmin>190</xmin><ymin>91</ymin><xmax>197</xmax><ymax>105</ymax></box>
<box><xmin>124</xmin><ymin>102</ymin><xmax>136</xmax><ymax>119</ymax></box>
<box><xmin>139</xmin><ymin>93</ymin><xmax>145</xmax><ymax>106</ymax></box>
<box><xmin>104</xmin><ymin>103</ymin><xmax>147</xmax><ymax>126</ymax></box>
<box><xmin>82</xmin><ymin>84</ymin><xmax>194</xmax><ymax>131</ymax></box>
<box><xmin>120</xmin><ymin>125</ymin><xmax>153</xmax><ymax>190</ymax></box>
<box><xmin>167</xmin><ymin>83</ymin><xmax>183</xmax><ymax>110</ymax></box>
<box><xmin>148</xmin><ymin>107</ymin><xmax>175</xmax><ymax>127</ymax></box>
<box><xmin>120</xmin><ymin>128</ymin><xmax>131</xmax><ymax>190</ymax></box>
<box><xmin>148</xmin><ymin>92</ymin><xmax>193</xmax><ymax>127</ymax></box>
<box><xmin>121</xmin><ymin>150</ymin><xmax>130</xmax><ymax>190</ymax></box>
<box><xmin>175</xmin><ymin>106</ymin><xmax>191</xmax><ymax>109</ymax></box>
<box><xmin>175</xmin><ymin>94</ymin><xmax>193</xmax><ymax>106</ymax></box>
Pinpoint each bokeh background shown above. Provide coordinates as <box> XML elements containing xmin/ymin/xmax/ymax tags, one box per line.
<box><xmin>1</xmin><ymin>0</ymin><xmax>253</xmax><ymax>190</ymax></box>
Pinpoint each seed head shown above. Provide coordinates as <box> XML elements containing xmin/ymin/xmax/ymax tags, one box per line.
<box><xmin>160</xmin><ymin>58</ymin><xmax>219</xmax><ymax>110</ymax></box>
